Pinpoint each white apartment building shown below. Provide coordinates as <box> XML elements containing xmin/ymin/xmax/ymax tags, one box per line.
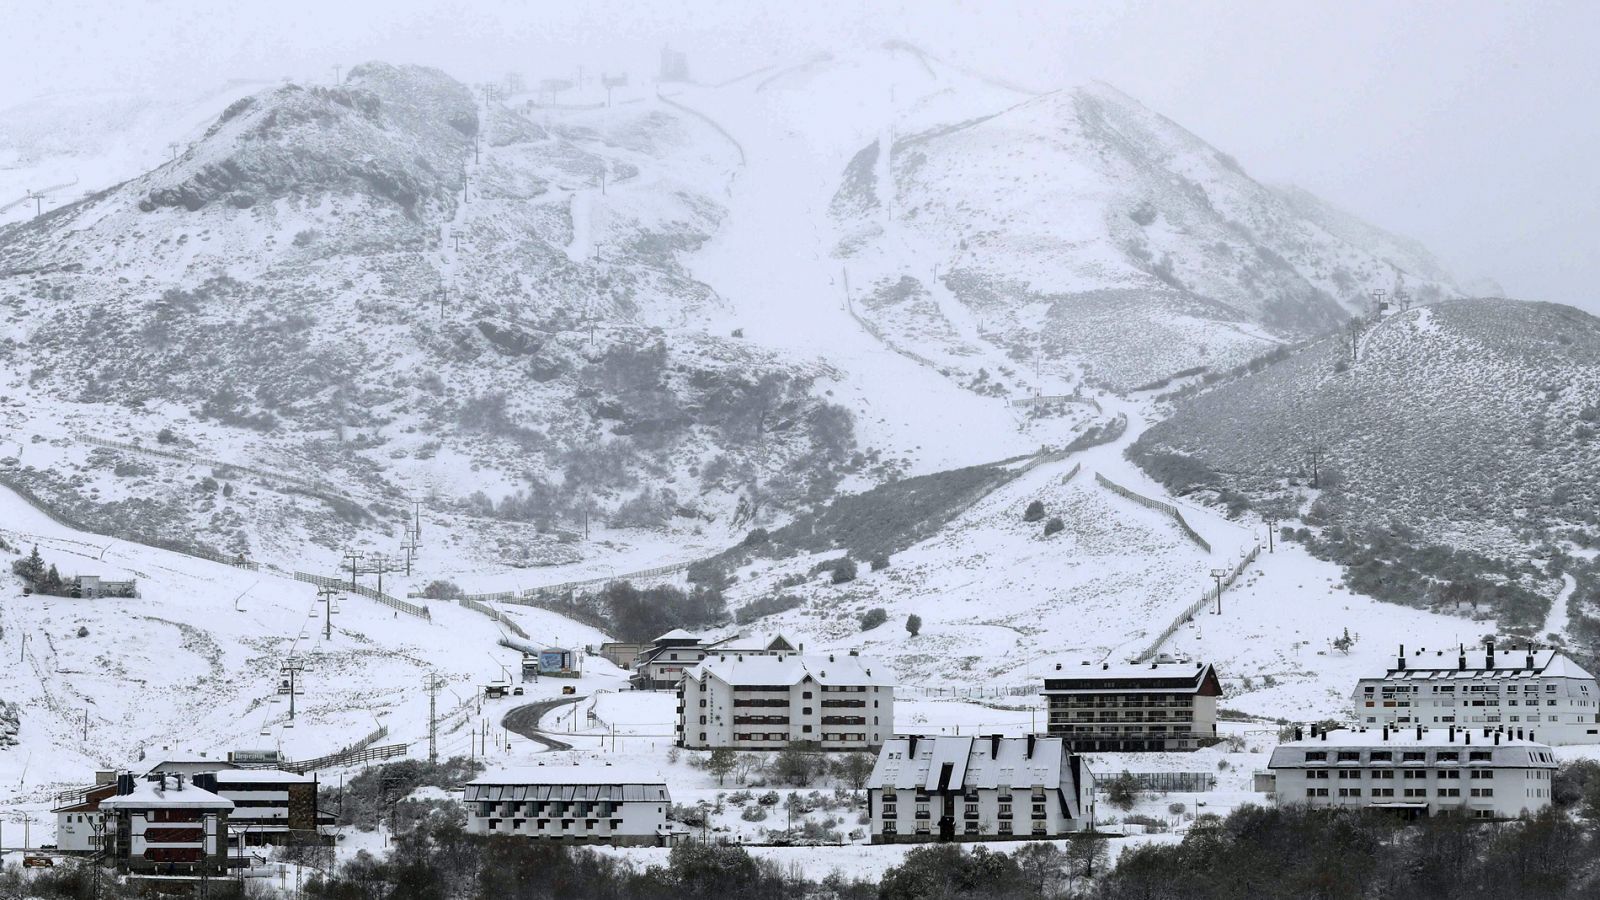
<box><xmin>463</xmin><ymin>766</ymin><xmax>681</xmax><ymax>847</ymax></box>
<box><xmin>1267</xmin><ymin>725</ymin><xmax>1557</xmax><ymax>820</ymax></box>
<box><xmin>1353</xmin><ymin>641</ymin><xmax>1600</xmax><ymax>745</ymax></box>
<box><xmin>677</xmin><ymin>651</ymin><xmax>893</xmax><ymax>751</ymax></box>
<box><xmin>866</xmin><ymin>734</ymin><xmax>1094</xmax><ymax>844</ymax></box>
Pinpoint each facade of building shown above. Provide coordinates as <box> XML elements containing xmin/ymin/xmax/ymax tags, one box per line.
<box><xmin>463</xmin><ymin>767</ymin><xmax>680</xmax><ymax>846</ymax></box>
<box><xmin>52</xmin><ymin>774</ymin><xmax>119</xmax><ymax>854</ymax></box>
<box><xmin>200</xmin><ymin>769</ymin><xmax>322</xmax><ymax>845</ymax></box>
<box><xmin>1042</xmin><ymin>661</ymin><xmax>1222</xmax><ymax>752</ymax></box>
<box><xmin>1267</xmin><ymin>725</ymin><xmax>1558</xmax><ymax>819</ymax></box>
<box><xmin>1352</xmin><ymin>642</ymin><xmax>1600</xmax><ymax>745</ymax></box>
<box><xmin>100</xmin><ymin>774</ymin><xmax>233</xmax><ymax>874</ymax></box>
<box><xmin>598</xmin><ymin>641</ymin><xmax>649</xmax><ymax>670</ymax></box>
<box><xmin>677</xmin><ymin>651</ymin><xmax>893</xmax><ymax>751</ymax></box>
<box><xmin>866</xmin><ymin>734</ymin><xmax>1094</xmax><ymax>844</ymax></box>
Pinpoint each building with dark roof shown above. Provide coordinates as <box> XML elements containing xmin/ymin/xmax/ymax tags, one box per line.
<box><xmin>1042</xmin><ymin>660</ymin><xmax>1222</xmax><ymax>751</ymax></box>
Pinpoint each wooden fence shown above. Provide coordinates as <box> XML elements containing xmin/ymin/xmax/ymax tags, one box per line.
<box><xmin>282</xmin><ymin>726</ymin><xmax>404</xmax><ymax>773</ymax></box>
<box><xmin>457</xmin><ymin>597</ymin><xmax>530</xmax><ymax>639</ymax></box>
<box><xmin>1093</xmin><ymin>472</ymin><xmax>1211</xmax><ymax>553</ymax></box>
<box><xmin>293</xmin><ymin>571</ymin><xmax>431</xmax><ymax>620</ymax></box>
<box><xmin>463</xmin><ymin>560</ymin><xmax>690</xmax><ymax>606</ymax></box>
<box><xmin>1133</xmin><ymin>544</ymin><xmax>1260</xmax><ymax>663</ymax></box>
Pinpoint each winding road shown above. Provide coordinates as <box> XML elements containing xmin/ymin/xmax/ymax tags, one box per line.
<box><xmin>501</xmin><ymin>695</ymin><xmax>586</xmax><ymax>751</ymax></box>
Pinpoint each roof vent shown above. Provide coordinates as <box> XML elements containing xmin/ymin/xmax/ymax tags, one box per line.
<box><xmin>1102</xmin><ymin>663</ymin><xmax>1109</xmax><ymax>670</ymax></box>
<box><xmin>829</xmin><ymin>654</ymin><xmax>835</xmax><ymax>663</ymax></box>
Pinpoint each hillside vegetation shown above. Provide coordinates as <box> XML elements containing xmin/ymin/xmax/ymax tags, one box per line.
<box><xmin>1132</xmin><ymin>299</ymin><xmax>1600</xmax><ymax>628</ymax></box>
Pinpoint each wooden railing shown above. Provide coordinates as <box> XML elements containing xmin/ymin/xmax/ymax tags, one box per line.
<box><xmin>293</xmin><ymin>572</ymin><xmax>430</xmax><ymax>620</ymax></box>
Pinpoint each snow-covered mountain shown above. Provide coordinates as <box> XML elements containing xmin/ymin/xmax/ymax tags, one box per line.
<box><xmin>827</xmin><ymin>78</ymin><xmax>1462</xmax><ymax>391</ymax></box>
<box><xmin>0</xmin><ymin>63</ymin><xmax>859</xmax><ymax>565</ymax></box>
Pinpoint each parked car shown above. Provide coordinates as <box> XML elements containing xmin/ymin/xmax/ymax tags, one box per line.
<box><xmin>23</xmin><ymin>856</ymin><xmax>54</xmax><ymax>868</ymax></box>
<box><xmin>512</xmin><ymin>686</ymin><xmax>525</xmax><ymax>696</ymax></box>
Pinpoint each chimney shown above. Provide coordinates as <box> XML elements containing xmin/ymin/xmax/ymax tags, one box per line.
<box><xmin>1494</xmin><ymin>731</ymin><xmax>1500</xmax><ymax>745</ymax></box>
<box><xmin>1102</xmin><ymin>663</ymin><xmax>1109</xmax><ymax>670</ymax></box>
<box><xmin>175</xmin><ymin>773</ymin><xmax>185</xmax><ymax>792</ymax></box>
<box><xmin>1026</xmin><ymin>734</ymin><xmax>1036</xmax><ymax>759</ymax></box>
<box><xmin>1485</xmin><ymin>639</ymin><xmax>1496</xmax><ymax>669</ymax></box>
<box><xmin>1527</xmin><ymin>646</ymin><xmax>1536</xmax><ymax>668</ymax></box>
<box><xmin>1415</xmin><ymin>725</ymin><xmax>1422</xmax><ymax>740</ymax></box>
<box><xmin>1396</xmin><ymin>643</ymin><xmax>1406</xmax><ymax>671</ymax></box>
<box><xmin>908</xmin><ymin>735</ymin><xmax>919</xmax><ymax>757</ymax></box>
<box><xmin>1321</xmin><ymin>729</ymin><xmax>1327</xmax><ymax>742</ymax></box>
<box><xmin>1458</xmin><ymin>644</ymin><xmax>1466</xmax><ymax>671</ymax></box>
<box><xmin>829</xmin><ymin>654</ymin><xmax>835</xmax><ymax>663</ymax></box>
<box><xmin>1057</xmin><ymin>663</ymin><xmax>1064</xmax><ymax>671</ymax></box>
<box><xmin>1150</xmin><ymin>662</ymin><xmax>1157</xmax><ymax>670</ymax></box>
<box><xmin>1465</xmin><ymin>732</ymin><xmax>1471</xmax><ymax>745</ymax></box>
<box><xmin>1382</xmin><ymin>725</ymin><xmax>1389</xmax><ymax>741</ymax></box>
<box><xmin>1294</xmin><ymin>727</ymin><xmax>1303</xmax><ymax>741</ymax></box>
<box><xmin>1310</xmin><ymin>723</ymin><xmax>1318</xmax><ymax>738</ymax></box>
<box><xmin>1530</xmin><ymin>731</ymin><xmax>1535</xmax><ymax>742</ymax></box>
<box><xmin>1449</xmin><ymin>725</ymin><xmax>1456</xmax><ymax>742</ymax></box>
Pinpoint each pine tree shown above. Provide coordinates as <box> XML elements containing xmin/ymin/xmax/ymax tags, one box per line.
<box><xmin>1023</xmin><ymin>500</ymin><xmax>1046</xmax><ymax>522</ymax></box>
<box><xmin>906</xmin><ymin>614</ymin><xmax>922</xmax><ymax>637</ymax></box>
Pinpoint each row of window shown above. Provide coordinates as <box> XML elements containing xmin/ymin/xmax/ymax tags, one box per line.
<box><xmin>1305</xmin><ymin>750</ymin><xmax>1493</xmax><ymax>763</ymax></box>
<box><xmin>881</xmin><ymin>820</ymin><xmax>1045</xmax><ymax>836</ymax></box>
<box><xmin>1304</xmin><ymin>769</ymin><xmax>1496</xmax><ymax>780</ymax></box>
<box><xmin>1305</xmin><ymin>787</ymin><xmax>1495</xmax><ymax>799</ymax></box>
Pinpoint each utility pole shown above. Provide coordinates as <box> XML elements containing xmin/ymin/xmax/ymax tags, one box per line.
<box><xmin>281</xmin><ymin>657</ymin><xmax>305</xmax><ymax>720</ymax></box>
<box><xmin>332</xmin><ymin>64</ymin><xmax>343</xmax><ymax>85</ymax></box>
<box><xmin>31</xmin><ymin>194</ymin><xmax>43</xmax><ymax>217</ymax></box>
<box><xmin>1210</xmin><ymin>569</ymin><xmax>1227</xmax><ymax>615</ymax></box>
<box><xmin>371</xmin><ymin>555</ymin><xmax>390</xmax><ymax>598</ymax></box>
<box><xmin>82</xmin><ymin>708</ymin><xmax>88</xmax><ymax>742</ymax></box>
<box><xmin>168</xmin><ymin>142</ymin><xmax>180</xmax><ymax>162</ymax></box>
<box><xmin>426</xmin><ymin>674</ymin><xmax>441</xmax><ymax>763</ymax></box>
<box><xmin>454</xmin><ymin>233</ymin><xmax>463</xmax><ymax>253</ymax></box>
<box><xmin>343</xmin><ymin>550</ymin><xmax>362</xmax><ymax>590</ymax></box>
<box><xmin>318</xmin><ymin>585</ymin><xmax>338</xmax><ymax>640</ymax></box>
<box><xmin>438</xmin><ymin>287</ymin><xmax>448</xmax><ymax>320</ymax></box>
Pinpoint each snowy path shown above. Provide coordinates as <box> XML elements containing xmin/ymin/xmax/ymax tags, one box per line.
<box><xmin>1544</xmin><ymin>573</ymin><xmax>1576</xmax><ymax>641</ymax></box>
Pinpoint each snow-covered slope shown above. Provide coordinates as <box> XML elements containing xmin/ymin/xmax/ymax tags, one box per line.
<box><xmin>827</xmin><ymin>79</ymin><xmax>1462</xmax><ymax>391</ymax></box>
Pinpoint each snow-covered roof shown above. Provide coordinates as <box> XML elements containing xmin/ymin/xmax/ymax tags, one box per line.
<box><xmin>1269</xmin><ymin>728</ymin><xmax>1558</xmax><ymax>770</ymax></box>
<box><xmin>686</xmin><ymin>651</ymin><xmax>894</xmax><ymax>687</ymax></box>
<box><xmin>1042</xmin><ymin>661</ymin><xmax>1219</xmax><ymax>694</ymax></box>
<box><xmin>708</xmin><ymin>631</ymin><xmax>796</xmax><ymax>653</ymax></box>
<box><xmin>468</xmin><ymin>764</ymin><xmax>668</xmax><ymax>787</ymax></box>
<box><xmin>212</xmin><ymin>769</ymin><xmax>313</xmax><ymax>784</ymax></box>
<box><xmin>652</xmin><ymin>628</ymin><xmax>700</xmax><ymax>643</ymax></box>
<box><xmin>101</xmin><ymin>778</ymin><xmax>234</xmax><ymax>811</ymax></box>
<box><xmin>866</xmin><ymin>735</ymin><xmax>1088</xmax><ymax>793</ymax></box>
<box><xmin>1372</xmin><ymin>647</ymin><xmax>1595</xmax><ymax>681</ymax></box>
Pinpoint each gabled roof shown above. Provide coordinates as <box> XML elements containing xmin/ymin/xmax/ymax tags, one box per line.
<box><xmin>469</xmin><ymin>764</ymin><xmax>668</xmax><ymax>788</ymax></box>
<box><xmin>1373</xmin><ymin>647</ymin><xmax>1596</xmax><ymax>681</ymax></box>
<box><xmin>652</xmin><ymin>628</ymin><xmax>700</xmax><ymax>643</ymax></box>
<box><xmin>1043</xmin><ymin>661</ymin><xmax>1220</xmax><ymax>695</ymax></box>
<box><xmin>867</xmin><ymin>735</ymin><xmax>1086</xmax><ymax>792</ymax></box>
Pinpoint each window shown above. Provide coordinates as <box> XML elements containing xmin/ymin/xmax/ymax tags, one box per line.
<box><xmin>965</xmin><ymin>803</ymin><xmax>978</xmax><ymax>819</ymax></box>
<box><xmin>998</xmin><ymin>820</ymin><xmax>1012</xmax><ymax>835</ymax></box>
<box><xmin>998</xmin><ymin>802</ymin><xmax>1012</xmax><ymax>819</ymax></box>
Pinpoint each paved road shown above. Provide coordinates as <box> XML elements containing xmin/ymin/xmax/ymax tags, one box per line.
<box><xmin>501</xmin><ymin>695</ymin><xmax>586</xmax><ymax>751</ymax></box>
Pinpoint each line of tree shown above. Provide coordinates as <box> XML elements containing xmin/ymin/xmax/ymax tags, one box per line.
<box><xmin>10</xmin><ymin>545</ymin><xmax>66</xmax><ymax>596</ymax></box>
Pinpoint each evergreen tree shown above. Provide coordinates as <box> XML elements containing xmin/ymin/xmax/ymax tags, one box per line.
<box><xmin>905</xmin><ymin>614</ymin><xmax>922</xmax><ymax>637</ymax></box>
<box><xmin>1023</xmin><ymin>500</ymin><xmax>1046</xmax><ymax>522</ymax></box>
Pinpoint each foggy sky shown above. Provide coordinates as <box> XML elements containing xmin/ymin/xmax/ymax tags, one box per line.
<box><xmin>5</xmin><ymin>0</ymin><xmax>1596</xmax><ymax>309</ymax></box>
